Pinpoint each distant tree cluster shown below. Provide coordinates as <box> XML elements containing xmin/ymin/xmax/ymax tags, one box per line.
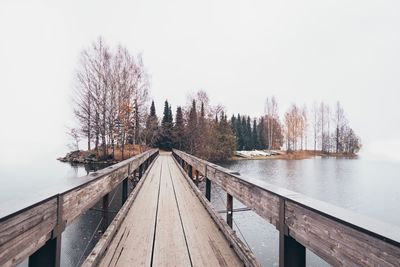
<box><xmin>73</xmin><ymin>37</ymin><xmax>149</xmax><ymax>160</ymax></box>
<box><xmin>71</xmin><ymin>39</ymin><xmax>361</xmax><ymax>162</ymax></box>
<box><xmin>284</xmin><ymin>101</ymin><xmax>361</xmax><ymax>153</ymax></box>
<box><xmin>144</xmin><ymin>91</ymin><xmax>236</xmax><ymax>162</ymax></box>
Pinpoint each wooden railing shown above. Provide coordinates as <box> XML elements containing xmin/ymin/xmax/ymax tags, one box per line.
<box><xmin>0</xmin><ymin>149</ymin><xmax>158</xmax><ymax>267</ymax></box>
<box><xmin>173</xmin><ymin>149</ymin><xmax>400</xmax><ymax>267</ymax></box>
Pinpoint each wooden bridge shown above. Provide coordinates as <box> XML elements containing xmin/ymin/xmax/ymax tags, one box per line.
<box><xmin>1</xmin><ymin>149</ymin><xmax>400</xmax><ymax>266</ymax></box>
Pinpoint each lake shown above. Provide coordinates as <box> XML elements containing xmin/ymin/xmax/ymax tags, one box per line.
<box><xmin>2</xmin><ymin>156</ymin><xmax>399</xmax><ymax>266</ymax></box>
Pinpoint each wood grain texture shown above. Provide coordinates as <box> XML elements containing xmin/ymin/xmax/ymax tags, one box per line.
<box><xmin>0</xmin><ymin>149</ymin><xmax>158</xmax><ymax>267</ymax></box>
<box><xmin>94</xmin><ymin>152</ymin><xmax>245</xmax><ymax>267</ymax></box>
<box><xmin>0</xmin><ymin>198</ymin><xmax>57</xmax><ymax>266</ymax></box>
<box><xmin>206</xmin><ymin>165</ymin><xmax>280</xmax><ymax>227</ymax></box>
<box><xmin>173</xmin><ymin>149</ymin><xmax>400</xmax><ymax>267</ymax></box>
<box><xmin>286</xmin><ymin>201</ymin><xmax>400</xmax><ymax>266</ymax></box>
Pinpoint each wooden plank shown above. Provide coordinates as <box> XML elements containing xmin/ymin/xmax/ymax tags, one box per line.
<box><xmin>173</xmin><ymin>149</ymin><xmax>207</xmax><ymax>175</ymax></box>
<box><xmin>172</xmin><ymin>149</ymin><xmax>400</xmax><ymax>266</ymax></box>
<box><xmin>62</xmin><ymin>165</ymin><xmax>129</xmax><ymax>225</ymax></box>
<box><xmin>0</xmin><ymin>149</ymin><xmax>158</xmax><ymax>267</ymax></box>
<box><xmin>206</xmin><ymin>164</ymin><xmax>280</xmax><ymax>227</ymax></box>
<box><xmin>171</xmin><ymin>155</ymin><xmax>260</xmax><ymax>267</ymax></box>
<box><xmin>98</xmin><ymin>156</ymin><xmax>162</xmax><ymax>267</ymax></box>
<box><xmin>82</xmin><ymin>154</ymin><xmax>158</xmax><ymax>267</ymax></box>
<box><xmin>285</xmin><ymin>201</ymin><xmax>400</xmax><ymax>266</ymax></box>
<box><xmin>152</xmin><ymin>154</ymin><xmax>191</xmax><ymax>266</ymax></box>
<box><xmin>167</xmin><ymin>156</ymin><xmax>244</xmax><ymax>267</ymax></box>
<box><xmin>0</xmin><ymin>198</ymin><xmax>57</xmax><ymax>266</ymax></box>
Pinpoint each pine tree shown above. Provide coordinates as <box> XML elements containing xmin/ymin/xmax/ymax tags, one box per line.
<box><xmin>209</xmin><ymin>111</ymin><xmax>236</xmax><ymax>161</ymax></box>
<box><xmin>158</xmin><ymin>100</ymin><xmax>174</xmax><ymax>150</ymax></box>
<box><xmin>174</xmin><ymin>106</ymin><xmax>185</xmax><ymax>149</ymax></box>
<box><xmin>144</xmin><ymin>100</ymin><xmax>159</xmax><ymax>147</ymax></box>
<box><xmin>186</xmin><ymin>100</ymin><xmax>198</xmax><ymax>154</ymax></box>
<box><xmin>257</xmin><ymin>117</ymin><xmax>266</xmax><ymax>149</ymax></box>
<box><xmin>252</xmin><ymin>119</ymin><xmax>259</xmax><ymax>149</ymax></box>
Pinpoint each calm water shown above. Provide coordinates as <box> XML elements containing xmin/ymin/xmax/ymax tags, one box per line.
<box><xmin>1</xmin><ymin>156</ymin><xmax>400</xmax><ymax>266</ymax></box>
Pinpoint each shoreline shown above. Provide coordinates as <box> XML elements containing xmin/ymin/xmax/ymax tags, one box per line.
<box><xmin>231</xmin><ymin>150</ymin><xmax>358</xmax><ymax>161</ymax></box>
<box><xmin>57</xmin><ymin>144</ymin><xmax>149</xmax><ymax>165</ymax></box>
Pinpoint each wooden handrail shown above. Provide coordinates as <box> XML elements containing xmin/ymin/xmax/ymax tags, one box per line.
<box><xmin>0</xmin><ymin>149</ymin><xmax>159</xmax><ymax>267</ymax></box>
<box><xmin>172</xmin><ymin>149</ymin><xmax>400</xmax><ymax>266</ymax></box>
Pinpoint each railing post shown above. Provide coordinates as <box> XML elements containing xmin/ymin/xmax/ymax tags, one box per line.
<box><xmin>205</xmin><ymin>178</ymin><xmax>211</xmax><ymax>201</ymax></box>
<box><xmin>102</xmin><ymin>193</ymin><xmax>110</xmax><ymax>232</ymax></box>
<box><xmin>188</xmin><ymin>165</ymin><xmax>193</xmax><ymax>179</ymax></box>
<box><xmin>122</xmin><ymin>178</ymin><xmax>128</xmax><ymax>204</ymax></box>
<box><xmin>195</xmin><ymin>170</ymin><xmax>199</xmax><ymax>186</ymax></box>
<box><xmin>139</xmin><ymin>164</ymin><xmax>143</xmax><ymax>178</ymax></box>
<box><xmin>227</xmin><ymin>193</ymin><xmax>233</xmax><ymax>228</ymax></box>
<box><xmin>29</xmin><ymin>236</ymin><xmax>61</xmax><ymax>267</ymax></box>
<box><xmin>279</xmin><ymin>198</ymin><xmax>305</xmax><ymax>267</ymax></box>
<box><xmin>29</xmin><ymin>196</ymin><xmax>63</xmax><ymax>267</ymax></box>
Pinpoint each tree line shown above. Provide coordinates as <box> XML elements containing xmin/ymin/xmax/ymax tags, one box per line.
<box><xmin>71</xmin><ymin>38</ymin><xmax>361</xmax><ymax>162</ymax></box>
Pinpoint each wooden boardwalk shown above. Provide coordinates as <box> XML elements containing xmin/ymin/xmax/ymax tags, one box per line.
<box><xmin>98</xmin><ymin>152</ymin><xmax>243</xmax><ymax>267</ymax></box>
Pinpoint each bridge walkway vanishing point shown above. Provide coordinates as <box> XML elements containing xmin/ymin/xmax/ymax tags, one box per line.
<box><xmin>91</xmin><ymin>152</ymin><xmax>245</xmax><ymax>267</ymax></box>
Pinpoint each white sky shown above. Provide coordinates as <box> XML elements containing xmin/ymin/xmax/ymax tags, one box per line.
<box><xmin>1</xmin><ymin>0</ymin><xmax>400</xmax><ymax>164</ymax></box>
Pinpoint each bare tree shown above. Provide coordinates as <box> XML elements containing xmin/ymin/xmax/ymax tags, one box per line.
<box><xmin>335</xmin><ymin>101</ymin><xmax>345</xmax><ymax>153</ymax></box>
<box><xmin>265</xmin><ymin>96</ymin><xmax>278</xmax><ymax>149</ymax></box>
<box><xmin>67</xmin><ymin>127</ymin><xmax>81</xmax><ymax>151</ymax></box>
<box><xmin>311</xmin><ymin>102</ymin><xmax>320</xmax><ymax>152</ymax></box>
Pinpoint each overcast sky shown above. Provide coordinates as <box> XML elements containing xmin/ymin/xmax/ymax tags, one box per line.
<box><xmin>1</xmin><ymin>0</ymin><xmax>400</xmax><ymax>165</ymax></box>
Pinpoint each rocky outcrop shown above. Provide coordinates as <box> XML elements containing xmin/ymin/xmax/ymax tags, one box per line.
<box><xmin>57</xmin><ymin>150</ymin><xmax>110</xmax><ymax>164</ymax></box>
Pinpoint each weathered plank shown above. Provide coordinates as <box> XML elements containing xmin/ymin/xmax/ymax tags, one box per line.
<box><xmin>98</xmin><ymin>155</ymin><xmax>162</xmax><ymax>267</ymax></box>
<box><xmin>173</xmin><ymin>149</ymin><xmax>400</xmax><ymax>266</ymax></box>
<box><xmin>62</xmin><ymin>165</ymin><xmax>129</xmax><ymax>225</ymax></box>
<box><xmin>0</xmin><ymin>149</ymin><xmax>158</xmax><ymax>266</ymax></box>
<box><xmin>0</xmin><ymin>198</ymin><xmax>57</xmax><ymax>266</ymax></box>
<box><xmin>92</xmin><ymin>152</ymin><xmax>248</xmax><ymax>267</ymax></box>
<box><xmin>152</xmin><ymin>155</ymin><xmax>192</xmax><ymax>266</ymax></box>
<box><xmin>286</xmin><ymin>201</ymin><xmax>400</xmax><ymax>266</ymax></box>
<box><xmin>168</xmin><ymin>156</ymin><xmax>245</xmax><ymax>267</ymax></box>
<box><xmin>206</xmin><ymin>164</ymin><xmax>280</xmax><ymax>227</ymax></box>
<box><xmin>82</xmin><ymin>153</ymin><xmax>159</xmax><ymax>267</ymax></box>
<box><xmin>174</xmin><ymin>149</ymin><xmax>207</xmax><ymax>175</ymax></box>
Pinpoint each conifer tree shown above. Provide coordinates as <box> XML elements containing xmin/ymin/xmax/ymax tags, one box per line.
<box><xmin>174</xmin><ymin>106</ymin><xmax>185</xmax><ymax>149</ymax></box>
<box><xmin>186</xmin><ymin>100</ymin><xmax>198</xmax><ymax>154</ymax></box>
<box><xmin>252</xmin><ymin>119</ymin><xmax>259</xmax><ymax>149</ymax></box>
<box><xmin>158</xmin><ymin>100</ymin><xmax>174</xmax><ymax>149</ymax></box>
<box><xmin>144</xmin><ymin>100</ymin><xmax>159</xmax><ymax>147</ymax></box>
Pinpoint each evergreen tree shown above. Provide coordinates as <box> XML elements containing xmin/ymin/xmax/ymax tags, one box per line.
<box><xmin>246</xmin><ymin>116</ymin><xmax>253</xmax><ymax>149</ymax></box>
<box><xmin>209</xmin><ymin>111</ymin><xmax>236</xmax><ymax>161</ymax></box>
<box><xmin>257</xmin><ymin>117</ymin><xmax>266</xmax><ymax>149</ymax></box>
<box><xmin>186</xmin><ymin>100</ymin><xmax>198</xmax><ymax>153</ymax></box>
<box><xmin>252</xmin><ymin>119</ymin><xmax>259</xmax><ymax>149</ymax></box>
<box><xmin>158</xmin><ymin>100</ymin><xmax>174</xmax><ymax>150</ymax></box>
<box><xmin>144</xmin><ymin>100</ymin><xmax>159</xmax><ymax>147</ymax></box>
<box><xmin>174</xmin><ymin>106</ymin><xmax>185</xmax><ymax>149</ymax></box>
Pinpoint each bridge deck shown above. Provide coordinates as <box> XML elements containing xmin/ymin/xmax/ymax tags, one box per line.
<box><xmin>99</xmin><ymin>152</ymin><xmax>243</xmax><ymax>267</ymax></box>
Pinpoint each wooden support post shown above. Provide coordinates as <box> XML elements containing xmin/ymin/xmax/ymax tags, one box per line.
<box><xmin>102</xmin><ymin>193</ymin><xmax>110</xmax><ymax>232</ymax></box>
<box><xmin>227</xmin><ymin>193</ymin><xmax>233</xmax><ymax>228</ymax></box>
<box><xmin>122</xmin><ymin>178</ymin><xmax>128</xmax><ymax>204</ymax></box>
<box><xmin>205</xmin><ymin>178</ymin><xmax>211</xmax><ymax>201</ymax></box>
<box><xmin>195</xmin><ymin>170</ymin><xmax>199</xmax><ymax>186</ymax></box>
<box><xmin>279</xmin><ymin>198</ymin><xmax>305</xmax><ymax>267</ymax></box>
<box><xmin>29</xmin><ymin>235</ymin><xmax>61</xmax><ymax>267</ymax></box>
<box><xmin>188</xmin><ymin>165</ymin><xmax>193</xmax><ymax>179</ymax></box>
<box><xmin>139</xmin><ymin>164</ymin><xmax>143</xmax><ymax>178</ymax></box>
<box><xmin>29</xmin><ymin>196</ymin><xmax>64</xmax><ymax>267</ymax></box>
